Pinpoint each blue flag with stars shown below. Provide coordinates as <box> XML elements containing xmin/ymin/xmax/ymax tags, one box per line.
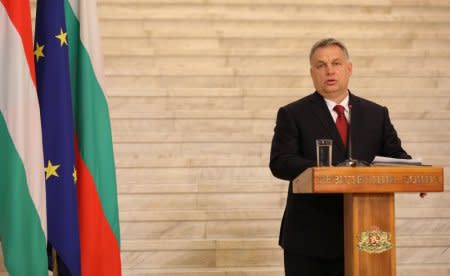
<box><xmin>34</xmin><ymin>0</ymin><xmax>81</xmax><ymax>275</ymax></box>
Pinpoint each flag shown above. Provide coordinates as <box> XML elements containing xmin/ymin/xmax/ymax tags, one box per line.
<box><xmin>34</xmin><ymin>0</ymin><xmax>81</xmax><ymax>275</ymax></box>
<box><xmin>65</xmin><ymin>0</ymin><xmax>122</xmax><ymax>274</ymax></box>
<box><xmin>0</xmin><ymin>0</ymin><xmax>48</xmax><ymax>275</ymax></box>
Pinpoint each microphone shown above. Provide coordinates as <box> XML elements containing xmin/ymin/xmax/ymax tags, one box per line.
<box><xmin>337</xmin><ymin>104</ymin><xmax>370</xmax><ymax>167</ymax></box>
<box><xmin>347</xmin><ymin>104</ymin><xmax>353</xmax><ymax>160</ymax></box>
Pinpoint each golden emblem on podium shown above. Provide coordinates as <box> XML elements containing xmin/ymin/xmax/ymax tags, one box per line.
<box><xmin>357</xmin><ymin>226</ymin><xmax>392</xmax><ymax>254</ymax></box>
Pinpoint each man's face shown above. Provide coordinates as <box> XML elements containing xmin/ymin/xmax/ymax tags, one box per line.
<box><xmin>310</xmin><ymin>45</ymin><xmax>352</xmax><ymax>102</ymax></box>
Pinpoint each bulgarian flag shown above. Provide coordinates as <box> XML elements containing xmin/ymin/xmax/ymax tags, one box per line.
<box><xmin>0</xmin><ymin>0</ymin><xmax>48</xmax><ymax>275</ymax></box>
<box><xmin>64</xmin><ymin>0</ymin><xmax>122</xmax><ymax>275</ymax></box>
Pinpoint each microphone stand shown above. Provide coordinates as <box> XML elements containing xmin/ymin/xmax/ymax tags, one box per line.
<box><xmin>336</xmin><ymin>104</ymin><xmax>370</xmax><ymax>167</ymax></box>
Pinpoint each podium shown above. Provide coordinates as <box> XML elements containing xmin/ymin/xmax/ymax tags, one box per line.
<box><xmin>293</xmin><ymin>166</ymin><xmax>444</xmax><ymax>276</ymax></box>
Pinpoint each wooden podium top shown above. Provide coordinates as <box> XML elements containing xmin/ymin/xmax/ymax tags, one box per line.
<box><xmin>293</xmin><ymin>166</ymin><xmax>444</xmax><ymax>194</ymax></box>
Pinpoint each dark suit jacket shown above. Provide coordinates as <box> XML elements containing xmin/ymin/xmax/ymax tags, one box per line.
<box><xmin>269</xmin><ymin>91</ymin><xmax>410</xmax><ymax>258</ymax></box>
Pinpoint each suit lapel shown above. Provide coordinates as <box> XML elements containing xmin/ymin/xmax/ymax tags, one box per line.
<box><xmin>309</xmin><ymin>92</ymin><xmax>347</xmax><ymax>155</ymax></box>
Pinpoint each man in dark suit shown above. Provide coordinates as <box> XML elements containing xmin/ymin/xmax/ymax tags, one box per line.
<box><xmin>269</xmin><ymin>38</ymin><xmax>411</xmax><ymax>275</ymax></box>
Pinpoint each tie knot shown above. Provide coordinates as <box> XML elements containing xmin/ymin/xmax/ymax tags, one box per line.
<box><xmin>333</xmin><ymin>105</ymin><xmax>346</xmax><ymax>116</ymax></box>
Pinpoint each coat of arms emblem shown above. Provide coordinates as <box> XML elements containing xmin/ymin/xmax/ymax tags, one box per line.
<box><xmin>357</xmin><ymin>226</ymin><xmax>392</xmax><ymax>254</ymax></box>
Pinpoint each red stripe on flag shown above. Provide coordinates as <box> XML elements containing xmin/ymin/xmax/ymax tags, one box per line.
<box><xmin>0</xmin><ymin>0</ymin><xmax>36</xmax><ymax>86</ymax></box>
<box><xmin>75</xmin><ymin>143</ymin><xmax>121</xmax><ymax>275</ymax></box>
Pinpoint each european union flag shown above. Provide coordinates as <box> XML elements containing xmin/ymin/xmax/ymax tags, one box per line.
<box><xmin>35</xmin><ymin>0</ymin><xmax>81</xmax><ymax>275</ymax></box>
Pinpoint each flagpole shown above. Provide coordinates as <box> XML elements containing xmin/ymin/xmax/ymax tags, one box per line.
<box><xmin>51</xmin><ymin>247</ymin><xmax>59</xmax><ymax>276</ymax></box>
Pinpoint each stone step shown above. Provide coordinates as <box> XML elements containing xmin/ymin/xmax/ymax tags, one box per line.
<box><xmin>119</xmin><ymin>238</ymin><xmax>449</xmax><ymax>268</ymax></box>
<box><xmin>100</xmin><ymin>20</ymin><xmax>450</xmax><ymax>39</ymax></box>
<box><xmin>118</xmin><ymin>192</ymin><xmax>285</xmax><ymax>211</ymax></box>
<box><xmin>120</xmin><ymin>209</ymin><xmax>284</xmax><ymax>222</ymax></box>
<box><xmin>111</xmin><ymin>130</ymin><xmax>450</xmax><ymax>145</ymax></box>
<box><xmin>97</xmin><ymin>4</ymin><xmax>450</xmax><ymax>23</ymax></box>
<box><xmin>105</xmin><ymin>75</ymin><xmax>450</xmax><ymax>89</ymax></box>
<box><xmin>104</xmin><ymin>67</ymin><xmax>450</xmax><ymax>77</ymax></box>
<box><xmin>119</xmin><ymin>207</ymin><xmax>450</xmax><ymax>223</ymax></box>
<box><xmin>104</xmin><ymin>48</ymin><xmax>450</xmax><ymax>57</ymax></box>
<box><xmin>118</xmin><ymin>191</ymin><xmax>450</xmax><ymax>212</ymax></box>
<box><xmin>121</xmin><ymin>265</ymin><xmax>450</xmax><ymax>276</ymax></box>
<box><xmin>96</xmin><ymin>0</ymin><xmax>450</xmax><ymax>7</ymax></box>
<box><xmin>107</xmin><ymin>94</ymin><xmax>449</xmax><ymax>112</ymax></box>
<box><xmin>105</xmin><ymin>55</ymin><xmax>450</xmax><ymax>72</ymax></box>
<box><xmin>113</xmin><ymin>140</ymin><xmax>450</xmax><ymax>157</ymax></box>
<box><xmin>116</xmin><ymin>167</ymin><xmax>450</xmax><ymax>194</ymax></box>
<box><xmin>120</xmin><ymin>217</ymin><xmax>450</xmax><ymax>240</ymax></box>
<box><xmin>107</xmin><ymin>87</ymin><xmax>450</xmax><ymax>97</ymax></box>
<box><xmin>115</xmin><ymin>155</ymin><xmax>450</xmax><ymax>168</ymax></box>
<box><xmin>102</xmin><ymin>36</ymin><xmax>450</xmax><ymax>51</ymax></box>
<box><xmin>122</xmin><ymin>267</ymin><xmax>283</xmax><ymax>276</ymax></box>
<box><xmin>121</xmin><ymin>236</ymin><xmax>450</xmax><ymax>251</ymax></box>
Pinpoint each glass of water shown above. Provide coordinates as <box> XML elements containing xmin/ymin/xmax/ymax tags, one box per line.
<box><xmin>316</xmin><ymin>139</ymin><xmax>333</xmax><ymax>167</ymax></box>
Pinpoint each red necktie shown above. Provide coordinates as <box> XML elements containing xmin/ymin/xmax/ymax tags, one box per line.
<box><xmin>333</xmin><ymin>105</ymin><xmax>348</xmax><ymax>147</ymax></box>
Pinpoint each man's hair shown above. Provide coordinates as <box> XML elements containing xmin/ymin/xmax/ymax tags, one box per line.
<box><xmin>309</xmin><ymin>38</ymin><xmax>350</xmax><ymax>64</ymax></box>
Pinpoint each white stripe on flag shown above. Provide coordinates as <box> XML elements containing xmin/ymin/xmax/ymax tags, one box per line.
<box><xmin>0</xmin><ymin>4</ymin><xmax>47</xmax><ymax>235</ymax></box>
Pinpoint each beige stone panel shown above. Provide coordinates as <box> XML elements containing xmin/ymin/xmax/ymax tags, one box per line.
<box><xmin>120</xmin><ymin>209</ymin><xmax>282</xmax><ymax>222</ymax></box>
<box><xmin>98</xmin><ymin>0</ymin><xmax>391</xmax><ymax>6</ymax></box>
<box><xmin>197</xmin><ymin>193</ymin><xmax>284</xmax><ymax>209</ymax></box>
<box><xmin>104</xmin><ymin>55</ymin><xmax>450</xmax><ymax>73</ymax></box>
<box><xmin>397</xmin><ymin>207</ymin><xmax>450</xmax><ymax>218</ymax></box>
<box><xmin>396</xmin><ymin>218</ymin><xmax>450</xmax><ymax>235</ymax></box>
<box><xmin>197</xmin><ymin>183</ymin><xmax>285</xmax><ymax>193</ymax></box>
<box><xmin>397</xmin><ymin>235</ymin><xmax>450</xmax><ymax>247</ymax></box>
<box><xmin>139</xmin><ymin>22</ymin><xmax>450</xmax><ymax>41</ymax></box>
<box><xmin>179</xmin><ymin>143</ymin><xmax>266</xmax><ymax>158</ymax></box>
<box><xmin>117</xmin><ymin>167</ymin><xmax>201</xmax><ymax>185</ymax></box>
<box><xmin>121</xmin><ymin>221</ymin><xmax>206</xmax><ymax>239</ymax></box>
<box><xmin>108</xmin><ymin>96</ymin><xmax>168</xmax><ymax>112</ymax></box>
<box><xmin>199</xmin><ymin>167</ymin><xmax>275</xmax><ymax>180</ymax></box>
<box><xmin>99</xmin><ymin>5</ymin><xmax>401</xmax><ymax>21</ymax></box>
<box><xmin>111</xmin><ymin>110</ymin><xmax>274</xmax><ymax>120</ymax></box>
<box><xmin>393</xmin><ymin>0</ymin><xmax>450</xmax><ymax>6</ymax></box>
<box><xmin>217</xmin><ymin>249</ymin><xmax>282</xmax><ymax>267</ymax></box>
<box><xmin>398</xmin><ymin>265</ymin><xmax>450</xmax><ymax>276</ymax></box>
<box><xmin>121</xmin><ymin>250</ymin><xmax>215</xmax><ymax>269</ymax></box>
<box><xmin>243</xmin><ymin>87</ymin><xmax>449</xmax><ymax>98</ymax></box>
<box><xmin>101</xmin><ymin>20</ymin><xmax>147</xmax><ymax>37</ymax></box>
<box><xmin>102</xmin><ymin>37</ymin><xmax>150</xmax><ymax>50</ymax></box>
<box><xmin>105</xmin><ymin>56</ymin><xmax>229</xmax><ymax>73</ymax></box>
<box><xmin>119</xmin><ymin>194</ymin><xmax>197</xmax><ymax>210</ymax></box>
<box><xmin>119</xmin><ymin>183</ymin><xmax>198</xmax><ymax>194</ymax></box>
<box><xmin>121</xmin><ymin>210</ymin><xmax>208</xmax><ymax>222</ymax></box>
<box><xmin>397</xmin><ymin>247</ymin><xmax>450</xmax><ymax>264</ymax></box>
<box><xmin>123</xmin><ymin>240</ymin><xmax>216</xmax><ymax>251</ymax></box>
<box><xmin>400</xmin><ymin>142</ymin><xmax>450</xmax><ymax>156</ymax></box>
<box><xmin>215</xmin><ymin>239</ymin><xmax>278</xmax><ymax>250</ymax></box>
<box><xmin>106</xmin><ymin>75</ymin><xmax>236</xmax><ymax>89</ymax></box>
<box><xmin>121</xmin><ymin>267</ymin><xmax>284</xmax><ymax>276</ymax></box>
<box><xmin>393</xmin><ymin>120</ymin><xmax>450</xmax><ymax>134</ymax></box>
<box><xmin>206</xmin><ymin>209</ymin><xmax>282</xmax><ymax>221</ymax></box>
<box><xmin>147</xmin><ymin>38</ymin><xmax>222</xmax><ymax>51</ymax></box>
<box><xmin>108</xmin><ymin>88</ymin><xmax>168</xmax><ymax>97</ymax></box>
<box><xmin>397</xmin><ymin>193</ymin><xmax>450</xmax><ymax>209</ymax></box>
<box><xmin>207</xmin><ymin>221</ymin><xmax>279</xmax><ymax>239</ymax></box>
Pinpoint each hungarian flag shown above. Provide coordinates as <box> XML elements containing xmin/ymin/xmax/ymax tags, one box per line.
<box><xmin>0</xmin><ymin>0</ymin><xmax>48</xmax><ymax>275</ymax></box>
<box><xmin>35</xmin><ymin>0</ymin><xmax>122</xmax><ymax>275</ymax></box>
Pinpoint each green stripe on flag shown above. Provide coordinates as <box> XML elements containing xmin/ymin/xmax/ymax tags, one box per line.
<box><xmin>0</xmin><ymin>113</ymin><xmax>47</xmax><ymax>276</ymax></box>
<box><xmin>64</xmin><ymin>0</ymin><xmax>120</xmax><ymax>243</ymax></box>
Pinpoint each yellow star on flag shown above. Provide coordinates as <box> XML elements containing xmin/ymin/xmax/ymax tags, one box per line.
<box><xmin>34</xmin><ymin>43</ymin><xmax>45</xmax><ymax>61</ymax></box>
<box><xmin>44</xmin><ymin>160</ymin><xmax>60</xmax><ymax>180</ymax></box>
<box><xmin>55</xmin><ymin>28</ymin><xmax>68</xmax><ymax>46</ymax></box>
<box><xmin>73</xmin><ymin>167</ymin><xmax>78</xmax><ymax>184</ymax></box>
